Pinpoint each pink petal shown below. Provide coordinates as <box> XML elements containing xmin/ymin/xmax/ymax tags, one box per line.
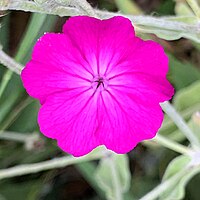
<box><xmin>38</xmin><ymin>89</ymin><xmax>101</xmax><ymax>157</ymax></box>
<box><xmin>98</xmin><ymin>89</ymin><xmax>164</xmax><ymax>153</ymax></box>
<box><xmin>63</xmin><ymin>16</ymin><xmax>101</xmax><ymax>75</ymax></box>
<box><xmin>107</xmin><ymin>40</ymin><xmax>170</xmax><ymax>78</ymax></box>
<box><xmin>63</xmin><ymin>16</ymin><xmax>140</xmax><ymax>75</ymax></box>
<box><xmin>21</xmin><ymin>33</ymin><xmax>92</xmax><ymax>103</ymax></box>
<box><xmin>109</xmin><ymin>72</ymin><xmax>174</xmax><ymax>104</ymax></box>
<box><xmin>98</xmin><ymin>16</ymin><xmax>140</xmax><ymax>75</ymax></box>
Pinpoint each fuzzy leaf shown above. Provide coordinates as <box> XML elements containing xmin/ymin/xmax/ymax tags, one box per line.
<box><xmin>163</xmin><ymin>156</ymin><xmax>191</xmax><ymax>180</ymax></box>
<box><xmin>95</xmin><ymin>154</ymin><xmax>131</xmax><ymax>200</ymax></box>
<box><xmin>138</xmin><ymin>25</ymin><xmax>200</xmax><ymax>43</ymax></box>
<box><xmin>0</xmin><ymin>0</ymin><xmax>9</xmax><ymax>7</ymax></box>
<box><xmin>159</xmin><ymin>155</ymin><xmax>200</xmax><ymax>200</ymax></box>
<box><xmin>173</xmin><ymin>80</ymin><xmax>200</xmax><ymax>111</ymax></box>
<box><xmin>135</xmin><ymin>16</ymin><xmax>200</xmax><ymax>43</ymax></box>
<box><xmin>191</xmin><ymin>112</ymin><xmax>200</xmax><ymax>141</ymax></box>
<box><xmin>115</xmin><ymin>0</ymin><xmax>142</xmax><ymax>15</ymax></box>
<box><xmin>168</xmin><ymin>54</ymin><xmax>200</xmax><ymax>91</ymax></box>
<box><xmin>175</xmin><ymin>1</ymin><xmax>194</xmax><ymax>16</ymax></box>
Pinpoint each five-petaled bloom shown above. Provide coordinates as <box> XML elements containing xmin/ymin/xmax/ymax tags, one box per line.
<box><xmin>21</xmin><ymin>16</ymin><xmax>174</xmax><ymax>157</ymax></box>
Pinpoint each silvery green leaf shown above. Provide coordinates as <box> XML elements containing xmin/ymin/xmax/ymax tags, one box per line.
<box><xmin>137</xmin><ymin>24</ymin><xmax>200</xmax><ymax>43</ymax></box>
<box><xmin>159</xmin><ymin>155</ymin><xmax>200</xmax><ymax>200</ymax></box>
<box><xmin>191</xmin><ymin>112</ymin><xmax>200</xmax><ymax>141</ymax></box>
<box><xmin>95</xmin><ymin>153</ymin><xmax>131</xmax><ymax>200</ymax></box>
<box><xmin>173</xmin><ymin>80</ymin><xmax>200</xmax><ymax>111</ymax></box>
<box><xmin>115</xmin><ymin>0</ymin><xmax>142</xmax><ymax>15</ymax></box>
<box><xmin>34</xmin><ymin>0</ymin><xmax>48</xmax><ymax>4</ymax></box>
<box><xmin>175</xmin><ymin>1</ymin><xmax>194</xmax><ymax>16</ymax></box>
<box><xmin>0</xmin><ymin>0</ymin><xmax>9</xmax><ymax>7</ymax></box>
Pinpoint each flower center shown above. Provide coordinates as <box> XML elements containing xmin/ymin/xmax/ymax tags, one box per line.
<box><xmin>91</xmin><ymin>75</ymin><xmax>109</xmax><ymax>92</ymax></box>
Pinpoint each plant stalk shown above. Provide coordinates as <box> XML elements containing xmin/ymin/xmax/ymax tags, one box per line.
<box><xmin>161</xmin><ymin>102</ymin><xmax>200</xmax><ymax>149</ymax></box>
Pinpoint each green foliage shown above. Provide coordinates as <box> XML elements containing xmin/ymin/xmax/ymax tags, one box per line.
<box><xmin>95</xmin><ymin>154</ymin><xmax>131</xmax><ymax>200</ymax></box>
<box><xmin>138</xmin><ymin>18</ymin><xmax>200</xmax><ymax>42</ymax></box>
<box><xmin>9</xmin><ymin>99</ymin><xmax>39</xmax><ymax>132</ymax></box>
<box><xmin>159</xmin><ymin>155</ymin><xmax>200</xmax><ymax>200</ymax></box>
<box><xmin>159</xmin><ymin>80</ymin><xmax>200</xmax><ymax>142</ymax></box>
<box><xmin>167</xmin><ymin>111</ymin><xmax>200</xmax><ymax>144</ymax></box>
<box><xmin>162</xmin><ymin>155</ymin><xmax>191</xmax><ymax>180</ymax></box>
<box><xmin>168</xmin><ymin>54</ymin><xmax>200</xmax><ymax>91</ymax></box>
<box><xmin>190</xmin><ymin>112</ymin><xmax>200</xmax><ymax>141</ymax></box>
<box><xmin>115</xmin><ymin>0</ymin><xmax>142</xmax><ymax>15</ymax></box>
<box><xmin>175</xmin><ymin>1</ymin><xmax>194</xmax><ymax>16</ymax></box>
<box><xmin>0</xmin><ymin>13</ymin><xmax>57</xmax><ymax>129</ymax></box>
<box><xmin>0</xmin><ymin>180</ymin><xmax>43</xmax><ymax>200</ymax></box>
<box><xmin>174</xmin><ymin>80</ymin><xmax>200</xmax><ymax>111</ymax></box>
<box><xmin>15</xmin><ymin>13</ymin><xmax>48</xmax><ymax>63</ymax></box>
<box><xmin>157</xmin><ymin>0</ymin><xmax>175</xmax><ymax>15</ymax></box>
<box><xmin>0</xmin><ymin>0</ymin><xmax>9</xmax><ymax>7</ymax></box>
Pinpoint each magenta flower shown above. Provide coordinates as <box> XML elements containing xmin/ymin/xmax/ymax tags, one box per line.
<box><xmin>21</xmin><ymin>16</ymin><xmax>174</xmax><ymax>157</ymax></box>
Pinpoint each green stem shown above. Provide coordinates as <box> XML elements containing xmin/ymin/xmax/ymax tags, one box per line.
<box><xmin>109</xmin><ymin>155</ymin><xmax>123</xmax><ymax>200</ymax></box>
<box><xmin>139</xmin><ymin>164</ymin><xmax>200</xmax><ymax>200</ymax></box>
<box><xmin>153</xmin><ymin>134</ymin><xmax>192</xmax><ymax>155</ymax></box>
<box><xmin>161</xmin><ymin>102</ymin><xmax>200</xmax><ymax>149</ymax></box>
<box><xmin>0</xmin><ymin>131</ymin><xmax>28</xmax><ymax>142</ymax></box>
<box><xmin>0</xmin><ymin>152</ymin><xmax>104</xmax><ymax>180</ymax></box>
<box><xmin>0</xmin><ymin>13</ymin><xmax>47</xmax><ymax>102</ymax></box>
<box><xmin>76</xmin><ymin>162</ymin><xmax>106</xmax><ymax>199</ymax></box>
<box><xmin>0</xmin><ymin>70</ymin><xmax>12</xmax><ymax>99</ymax></box>
<box><xmin>15</xmin><ymin>13</ymin><xmax>47</xmax><ymax>62</ymax></box>
<box><xmin>0</xmin><ymin>97</ymin><xmax>33</xmax><ymax>131</ymax></box>
<box><xmin>0</xmin><ymin>131</ymin><xmax>37</xmax><ymax>143</ymax></box>
<box><xmin>0</xmin><ymin>47</ymin><xmax>22</xmax><ymax>74</ymax></box>
<box><xmin>139</xmin><ymin>168</ymin><xmax>187</xmax><ymax>200</ymax></box>
<box><xmin>161</xmin><ymin>103</ymin><xmax>200</xmax><ymax>135</ymax></box>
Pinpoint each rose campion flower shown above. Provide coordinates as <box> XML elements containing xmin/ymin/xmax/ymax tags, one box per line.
<box><xmin>21</xmin><ymin>16</ymin><xmax>174</xmax><ymax>157</ymax></box>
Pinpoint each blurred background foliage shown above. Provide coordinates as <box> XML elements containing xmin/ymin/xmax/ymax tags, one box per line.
<box><xmin>0</xmin><ymin>0</ymin><xmax>200</xmax><ymax>200</ymax></box>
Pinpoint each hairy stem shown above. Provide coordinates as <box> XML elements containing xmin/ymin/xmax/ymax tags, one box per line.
<box><xmin>153</xmin><ymin>134</ymin><xmax>192</xmax><ymax>155</ymax></box>
<box><xmin>109</xmin><ymin>155</ymin><xmax>123</xmax><ymax>200</ymax></box>
<box><xmin>0</xmin><ymin>97</ymin><xmax>33</xmax><ymax>131</ymax></box>
<box><xmin>0</xmin><ymin>152</ymin><xmax>104</xmax><ymax>180</ymax></box>
<box><xmin>0</xmin><ymin>47</ymin><xmax>22</xmax><ymax>74</ymax></box>
<box><xmin>139</xmin><ymin>164</ymin><xmax>200</xmax><ymax>200</ymax></box>
<box><xmin>0</xmin><ymin>131</ymin><xmax>30</xmax><ymax>142</ymax></box>
<box><xmin>161</xmin><ymin>102</ymin><xmax>200</xmax><ymax>149</ymax></box>
<box><xmin>0</xmin><ymin>70</ymin><xmax>13</xmax><ymax>99</ymax></box>
<box><xmin>139</xmin><ymin>168</ymin><xmax>186</xmax><ymax>200</ymax></box>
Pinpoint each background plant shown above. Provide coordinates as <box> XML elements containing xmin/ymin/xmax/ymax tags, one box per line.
<box><xmin>0</xmin><ymin>0</ymin><xmax>200</xmax><ymax>200</ymax></box>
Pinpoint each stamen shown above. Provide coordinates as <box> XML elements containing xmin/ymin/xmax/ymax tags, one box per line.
<box><xmin>91</xmin><ymin>75</ymin><xmax>108</xmax><ymax>91</ymax></box>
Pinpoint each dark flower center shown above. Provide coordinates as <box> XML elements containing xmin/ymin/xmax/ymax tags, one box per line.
<box><xmin>95</xmin><ymin>77</ymin><xmax>104</xmax><ymax>89</ymax></box>
<box><xmin>91</xmin><ymin>75</ymin><xmax>108</xmax><ymax>92</ymax></box>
